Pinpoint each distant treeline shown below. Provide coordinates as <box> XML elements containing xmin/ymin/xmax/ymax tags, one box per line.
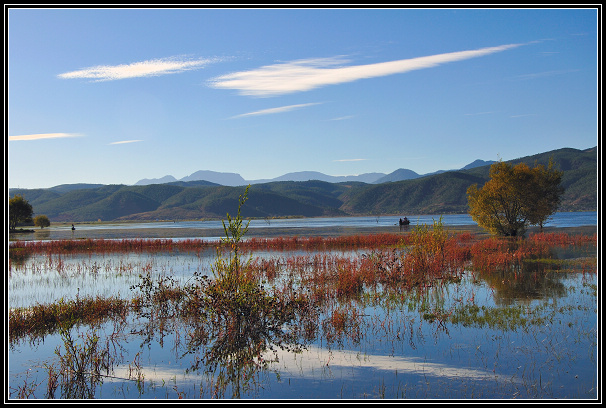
<box><xmin>9</xmin><ymin>147</ymin><xmax>596</xmax><ymax>222</ymax></box>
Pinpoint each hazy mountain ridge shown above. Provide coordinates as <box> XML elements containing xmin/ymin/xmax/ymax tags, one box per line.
<box><xmin>9</xmin><ymin>147</ymin><xmax>596</xmax><ymax>222</ymax></box>
<box><xmin>134</xmin><ymin>159</ymin><xmax>495</xmax><ymax>186</ymax></box>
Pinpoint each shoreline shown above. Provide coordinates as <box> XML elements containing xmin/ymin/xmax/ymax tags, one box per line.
<box><xmin>9</xmin><ymin>224</ymin><xmax>597</xmax><ymax>242</ymax></box>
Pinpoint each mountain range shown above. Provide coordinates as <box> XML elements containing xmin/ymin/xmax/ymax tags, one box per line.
<box><xmin>134</xmin><ymin>159</ymin><xmax>496</xmax><ymax>186</ymax></box>
<box><xmin>8</xmin><ymin>147</ymin><xmax>596</xmax><ymax>223</ymax></box>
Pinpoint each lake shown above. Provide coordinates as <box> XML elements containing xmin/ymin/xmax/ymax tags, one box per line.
<box><xmin>7</xmin><ymin>213</ymin><xmax>598</xmax><ymax>400</ymax></box>
<box><xmin>11</xmin><ymin>212</ymin><xmax>598</xmax><ymax>242</ymax></box>
<box><xmin>48</xmin><ymin>211</ymin><xmax>599</xmax><ymax>230</ymax></box>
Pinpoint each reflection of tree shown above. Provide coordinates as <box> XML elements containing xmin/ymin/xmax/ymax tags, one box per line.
<box><xmin>473</xmin><ymin>243</ymin><xmax>568</xmax><ymax>305</ymax></box>
<box><xmin>8</xmin><ymin>247</ymin><xmax>31</xmax><ymax>268</ymax></box>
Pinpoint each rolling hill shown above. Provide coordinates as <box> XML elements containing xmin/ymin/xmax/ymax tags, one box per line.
<box><xmin>8</xmin><ymin>147</ymin><xmax>597</xmax><ymax>222</ymax></box>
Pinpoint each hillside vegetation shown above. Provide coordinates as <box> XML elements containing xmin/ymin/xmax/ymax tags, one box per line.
<box><xmin>9</xmin><ymin>147</ymin><xmax>597</xmax><ymax>222</ymax></box>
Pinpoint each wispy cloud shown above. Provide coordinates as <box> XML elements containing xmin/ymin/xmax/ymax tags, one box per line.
<box><xmin>109</xmin><ymin>140</ymin><xmax>143</xmax><ymax>145</ymax></box>
<box><xmin>333</xmin><ymin>158</ymin><xmax>367</xmax><ymax>162</ymax></box>
<box><xmin>8</xmin><ymin>132</ymin><xmax>82</xmax><ymax>141</ymax></box>
<box><xmin>510</xmin><ymin>69</ymin><xmax>579</xmax><ymax>81</ymax></box>
<box><xmin>510</xmin><ymin>113</ymin><xmax>537</xmax><ymax>118</ymax></box>
<box><xmin>58</xmin><ymin>56</ymin><xmax>219</xmax><ymax>81</ymax></box>
<box><xmin>210</xmin><ymin>43</ymin><xmax>525</xmax><ymax>97</ymax></box>
<box><xmin>231</xmin><ymin>102</ymin><xmax>322</xmax><ymax>118</ymax></box>
<box><xmin>328</xmin><ymin>115</ymin><xmax>354</xmax><ymax>121</ymax></box>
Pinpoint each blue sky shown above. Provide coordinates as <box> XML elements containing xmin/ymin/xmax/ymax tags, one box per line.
<box><xmin>7</xmin><ymin>7</ymin><xmax>598</xmax><ymax>189</ymax></box>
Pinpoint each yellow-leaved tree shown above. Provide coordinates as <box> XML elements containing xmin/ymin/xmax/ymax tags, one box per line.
<box><xmin>467</xmin><ymin>159</ymin><xmax>563</xmax><ymax>236</ymax></box>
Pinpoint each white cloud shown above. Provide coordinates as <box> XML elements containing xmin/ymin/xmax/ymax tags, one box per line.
<box><xmin>211</xmin><ymin>43</ymin><xmax>525</xmax><ymax>97</ymax></box>
<box><xmin>231</xmin><ymin>102</ymin><xmax>323</xmax><ymax>118</ymax></box>
<box><xmin>8</xmin><ymin>132</ymin><xmax>82</xmax><ymax>141</ymax></box>
<box><xmin>58</xmin><ymin>56</ymin><xmax>219</xmax><ymax>81</ymax></box>
<box><xmin>109</xmin><ymin>140</ymin><xmax>143</xmax><ymax>145</ymax></box>
<box><xmin>333</xmin><ymin>158</ymin><xmax>367</xmax><ymax>162</ymax></box>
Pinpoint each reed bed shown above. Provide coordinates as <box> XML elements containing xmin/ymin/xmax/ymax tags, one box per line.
<box><xmin>9</xmin><ymin>295</ymin><xmax>129</xmax><ymax>342</ymax></box>
<box><xmin>9</xmin><ymin>233</ymin><xmax>406</xmax><ymax>258</ymax></box>
<box><xmin>468</xmin><ymin>232</ymin><xmax>597</xmax><ymax>274</ymax></box>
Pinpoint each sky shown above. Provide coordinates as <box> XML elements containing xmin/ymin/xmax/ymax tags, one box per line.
<box><xmin>6</xmin><ymin>7</ymin><xmax>599</xmax><ymax>189</ymax></box>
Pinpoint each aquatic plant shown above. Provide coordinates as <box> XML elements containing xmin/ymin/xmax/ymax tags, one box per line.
<box><xmin>9</xmin><ymin>295</ymin><xmax>129</xmax><ymax>343</ymax></box>
<box><xmin>53</xmin><ymin>328</ymin><xmax>115</xmax><ymax>399</ymax></box>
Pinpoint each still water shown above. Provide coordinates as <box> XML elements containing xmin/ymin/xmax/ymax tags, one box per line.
<box><xmin>8</xmin><ymin>211</ymin><xmax>598</xmax><ymax>399</ymax></box>
<box><xmin>8</xmin><ymin>236</ymin><xmax>597</xmax><ymax>400</ymax></box>
<box><xmin>46</xmin><ymin>211</ymin><xmax>597</xmax><ymax>232</ymax></box>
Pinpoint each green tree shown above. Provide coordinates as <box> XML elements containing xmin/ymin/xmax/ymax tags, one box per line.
<box><xmin>526</xmin><ymin>159</ymin><xmax>564</xmax><ymax>229</ymax></box>
<box><xmin>9</xmin><ymin>195</ymin><xmax>33</xmax><ymax>231</ymax></box>
<box><xmin>34</xmin><ymin>214</ymin><xmax>51</xmax><ymax>229</ymax></box>
<box><xmin>467</xmin><ymin>160</ymin><xmax>563</xmax><ymax>236</ymax></box>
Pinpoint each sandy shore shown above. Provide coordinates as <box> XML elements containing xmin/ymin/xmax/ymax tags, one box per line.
<box><xmin>9</xmin><ymin>223</ymin><xmax>596</xmax><ymax>242</ymax></box>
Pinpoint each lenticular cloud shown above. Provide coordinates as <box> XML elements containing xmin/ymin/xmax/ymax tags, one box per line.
<box><xmin>211</xmin><ymin>43</ymin><xmax>524</xmax><ymax>97</ymax></box>
<box><xmin>58</xmin><ymin>57</ymin><xmax>217</xmax><ymax>81</ymax></box>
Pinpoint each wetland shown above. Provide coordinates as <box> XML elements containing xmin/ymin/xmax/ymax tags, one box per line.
<box><xmin>7</xmin><ymin>214</ymin><xmax>598</xmax><ymax>400</ymax></box>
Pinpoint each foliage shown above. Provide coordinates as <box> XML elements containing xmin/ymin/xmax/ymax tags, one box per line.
<box><xmin>467</xmin><ymin>160</ymin><xmax>564</xmax><ymax>236</ymax></box>
<box><xmin>9</xmin><ymin>194</ymin><xmax>33</xmax><ymax>230</ymax></box>
<box><xmin>33</xmin><ymin>215</ymin><xmax>51</xmax><ymax>229</ymax></box>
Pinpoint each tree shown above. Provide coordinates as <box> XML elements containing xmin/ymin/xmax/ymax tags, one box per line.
<box><xmin>34</xmin><ymin>214</ymin><xmax>51</xmax><ymax>229</ymax></box>
<box><xmin>526</xmin><ymin>159</ymin><xmax>565</xmax><ymax>229</ymax></box>
<box><xmin>9</xmin><ymin>195</ymin><xmax>33</xmax><ymax>231</ymax></box>
<box><xmin>467</xmin><ymin>160</ymin><xmax>564</xmax><ymax>236</ymax></box>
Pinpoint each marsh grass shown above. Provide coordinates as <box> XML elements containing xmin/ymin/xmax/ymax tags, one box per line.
<box><xmin>9</xmin><ymin>294</ymin><xmax>129</xmax><ymax>342</ymax></box>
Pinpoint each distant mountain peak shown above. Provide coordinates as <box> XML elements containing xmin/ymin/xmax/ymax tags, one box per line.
<box><xmin>135</xmin><ymin>175</ymin><xmax>177</xmax><ymax>186</ymax></box>
<box><xmin>461</xmin><ymin>159</ymin><xmax>496</xmax><ymax>170</ymax></box>
<box><xmin>180</xmin><ymin>170</ymin><xmax>247</xmax><ymax>186</ymax></box>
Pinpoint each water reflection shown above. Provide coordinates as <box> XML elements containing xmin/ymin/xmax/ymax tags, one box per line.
<box><xmin>8</xmin><ymin>233</ymin><xmax>597</xmax><ymax>399</ymax></box>
<box><xmin>472</xmin><ymin>241</ymin><xmax>586</xmax><ymax>305</ymax></box>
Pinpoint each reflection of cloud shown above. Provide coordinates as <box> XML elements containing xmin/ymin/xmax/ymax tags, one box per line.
<box><xmin>59</xmin><ymin>56</ymin><xmax>218</xmax><ymax>81</ymax></box>
<box><xmin>8</xmin><ymin>132</ymin><xmax>82</xmax><ymax>141</ymax></box>
<box><xmin>107</xmin><ymin>344</ymin><xmax>519</xmax><ymax>394</ymax></box>
<box><xmin>265</xmin><ymin>346</ymin><xmax>516</xmax><ymax>382</ymax></box>
<box><xmin>211</xmin><ymin>43</ymin><xmax>525</xmax><ymax>97</ymax></box>
<box><xmin>231</xmin><ymin>102</ymin><xmax>322</xmax><ymax>118</ymax></box>
<box><xmin>110</xmin><ymin>366</ymin><xmax>190</xmax><ymax>384</ymax></box>
<box><xmin>109</xmin><ymin>140</ymin><xmax>143</xmax><ymax>145</ymax></box>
